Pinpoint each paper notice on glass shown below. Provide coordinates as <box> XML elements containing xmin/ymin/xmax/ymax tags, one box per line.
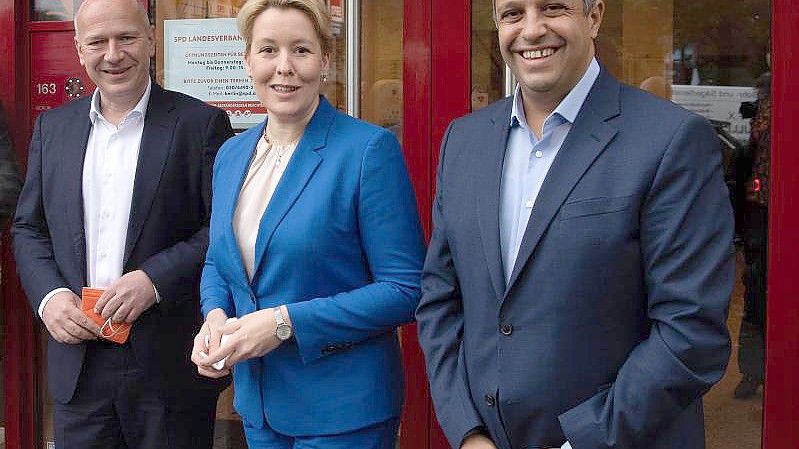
<box><xmin>164</xmin><ymin>18</ymin><xmax>265</xmax><ymax>129</ymax></box>
<box><xmin>671</xmin><ymin>85</ymin><xmax>757</xmax><ymax>144</ymax></box>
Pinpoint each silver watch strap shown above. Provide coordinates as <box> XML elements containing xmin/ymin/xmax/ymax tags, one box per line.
<box><xmin>274</xmin><ymin>307</ymin><xmax>286</xmax><ymax>326</ymax></box>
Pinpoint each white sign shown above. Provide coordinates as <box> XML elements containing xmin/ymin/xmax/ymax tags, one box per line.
<box><xmin>671</xmin><ymin>85</ymin><xmax>758</xmax><ymax>143</ymax></box>
<box><xmin>164</xmin><ymin>18</ymin><xmax>264</xmax><ymax>129</ymax></box>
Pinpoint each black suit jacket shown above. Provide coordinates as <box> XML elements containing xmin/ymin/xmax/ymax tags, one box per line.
<box><xmin>12</xmin><ymin>83</ymin><xmax>234</xmax><ymax>404</ymax></box>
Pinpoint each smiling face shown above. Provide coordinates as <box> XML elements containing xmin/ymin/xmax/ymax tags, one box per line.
<box><xmin>495</xmin><ymin>0</ymin><xmax>603</xmax><ymax>107</ymax></box>
<box><xmin>74</xmin><ymin>0</ymin><xmax>154</xmax><ymax>108</ymax></box>
<box><xmin>244</xmin><ymin>6</ymin><xmax>330</xmax><ymax>124</ymax></box>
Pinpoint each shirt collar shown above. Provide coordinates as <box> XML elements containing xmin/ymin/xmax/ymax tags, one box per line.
<box><xmin>89</xmin><ymin>77</ymin><xmax>153</xmax><ymax>126</ymax></box>
<box><xmin>510</xmin><ymin>57</ymin><xmax>600</xmax><ymax>129</ymax></box>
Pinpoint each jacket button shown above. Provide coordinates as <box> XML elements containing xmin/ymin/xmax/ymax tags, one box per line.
<box><xmin>500</xmin><ymin>323</ymin><xmax>513</xmax><ymax>336</ymax></box>
<box><xmin>484</xmin><ymin>394</ymin><xmax>495</xmax><ymax>407</ymax></box>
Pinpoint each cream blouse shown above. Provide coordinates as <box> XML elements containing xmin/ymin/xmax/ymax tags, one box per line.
<box><xmin>233</xmin><ymin>131</ymin><xmax>298</xmax><ymax>280</ymax></box>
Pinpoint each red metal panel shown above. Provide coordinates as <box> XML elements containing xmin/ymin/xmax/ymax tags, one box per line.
<box><xmin>762</xmin><ymin>1</ymin><xmax>799</xmax><ymax>447</ymax></box>
<box><xmin>399</xmin><ymin>0</ymin><xmax>432</xmax><ymax>447</ymax></box>
<box><xmin>2</xmin><ymin>244</ymin><xmax>36</xmax><ymax>449</ymax></box>
<box><xmin>431</xmin><ymin>0</ymin><xmax>471</xmax><ymax>168</ymax></box>
<box><xmin>29</xmin><ymin>30</ymin><xmax>95</xmax><ymax>124</ymax></box>
<box><xmin>1</xmin><ymin>0</ymin><xmax>37</xmax><ymax>448</ymax></box>
<box><xmin>427</xmin><ymin>0</ymin><xmax>470</xmax><ymax>448</ymax></box>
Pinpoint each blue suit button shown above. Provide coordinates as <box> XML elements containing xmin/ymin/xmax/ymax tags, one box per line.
<box><xmin>484</xmin><ymin>394</ymin><xmax>495</xmax><ymax>407</ymax></box>
<box><xmin>500</xmin><ymin>323</ymin><xmax>513</xmax><ymax>336</ymax></box>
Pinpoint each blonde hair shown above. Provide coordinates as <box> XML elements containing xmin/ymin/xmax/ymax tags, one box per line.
<box><xmin>237</xmin><ymin>0</ymin><xmax>333</xmax><ymax>54</ymax></box>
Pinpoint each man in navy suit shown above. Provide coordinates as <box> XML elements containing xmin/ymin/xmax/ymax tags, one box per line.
<box><xmin>415</xmin><ymin>1</ymin><xmax>734</xmax><ymax>448</ymax></box>
<box><xmin>12</xmin><ymin>0</ymin><xmax>233</xmax><ymax>447</ymax></box>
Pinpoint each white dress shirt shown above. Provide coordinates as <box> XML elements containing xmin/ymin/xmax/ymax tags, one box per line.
<box><xmin>38</xmin><ymin>81</ymin><xmax>154</xmax><ymax>317</ymax></box>
<box><xmin>500</xmin><ymin>58</ymin><xmax>600</xmax><ymax>284</ymax></box>
<box><xmin>233</xmin><ymin>132</ymin><xmax>298</xmax><ymax>280</ymax></box>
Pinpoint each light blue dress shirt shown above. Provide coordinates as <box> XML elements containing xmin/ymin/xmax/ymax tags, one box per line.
<box><xmin>499</xmin><ymin>58</ymin><xmax>600</xmax><ymax>285</ymax></box>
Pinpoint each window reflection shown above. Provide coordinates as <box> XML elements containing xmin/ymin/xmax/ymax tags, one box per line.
<box><xmin>360</xmin><ymin>0</ymin><xmax>402</xmax><ymax>138</ymax></box>
<box><xmin>471</xmin><ymin>0</ymin><xmax>504</xmax><ymax>111</ymax></box>
<box><xmin>32</xmin><ymin>0</ymin><xmax>83</xmax><ymax>21</ymax></box>
<box><xmin>320</xmin><ymin>0</ymin><xmax>347</xmax><ymax>114</ymax></box>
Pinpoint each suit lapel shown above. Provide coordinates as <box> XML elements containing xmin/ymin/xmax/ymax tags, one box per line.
<box><xmin>504</xmin><ymin>70</ymin><xmax>621</xmax><ymax>297</ymax></box>
<box><xmin>224</xmin><ymin>123</ymin><xmax>263</xmax><ymax>285</ymax></box>
<box><xmin>250</xmin><ymin>97</ymin><xmax>332</xmax><ymax>279</ymax></box>
<box><xmin>476</xmin><ymin>98</ymin><xmax>513</xmax><ymax>301</ymax></box>
<box><xmin>123</xmin><ymin>84</ymin><xmax>176</xmax><ymax>265</ymax></box>
<box><xmin>60</xmin><ymin>99</ymin><xmax>93</xmax><ymax>286</ymax></box>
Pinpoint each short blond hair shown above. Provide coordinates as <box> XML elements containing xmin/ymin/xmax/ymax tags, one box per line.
<box><xmin>237</xmin><ymin>0</ymin><xmax>332</xmax><ymax>54</ymax></box>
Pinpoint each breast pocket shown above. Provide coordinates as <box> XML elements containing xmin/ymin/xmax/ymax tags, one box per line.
<box><xmin>559</xmin><ymin>195</ymin><xmax>633</xmax><ymax>221</ymax></box>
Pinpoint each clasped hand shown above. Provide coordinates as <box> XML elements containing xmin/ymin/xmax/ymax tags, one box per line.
<box><xmin>93</xmin><ymin>270</ymin><xmax>157</xmax><ymax>323</ymax></box>
<box><xmin>42</xmin><ymin>291</ymin><xmax>101</xmax><ymax>344</ymax></box>
<box><xmin>191</xmin><ymin>307</ymin><xmax>285</xmax><ymax>378</ymax></box>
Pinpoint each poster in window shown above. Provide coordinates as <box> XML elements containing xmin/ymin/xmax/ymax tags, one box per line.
<box><xmin>163</xmin><ymin>18</ymin><xmax>264</xmax><ymax>129</ymax></box>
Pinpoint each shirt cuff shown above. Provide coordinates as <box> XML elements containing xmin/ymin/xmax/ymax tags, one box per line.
<box><xmin>38</xmin><ymin>288</ymin><xmax>73</xmax><ymax>318</ymax></box>
<box><xmin>153</xmin><ymin>284</ymin><xmax>161</xmax><ymax>304</ymax></box>
<box><xmin>562</xmin><ymin>441</ymin><xmax>572</xmax><ymax>449</ymax></box>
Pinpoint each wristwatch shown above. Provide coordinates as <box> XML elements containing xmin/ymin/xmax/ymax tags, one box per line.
<box><xmin>273</xmin><ymin>307</ymin><xmax>293</xmax><ymax>341</ymax></box>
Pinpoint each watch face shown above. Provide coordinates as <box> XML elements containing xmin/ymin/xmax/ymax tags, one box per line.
<box><xmin>276</xmin><ymin>324</ymin><xmax>292</xmax><ymax>340</ymax></box>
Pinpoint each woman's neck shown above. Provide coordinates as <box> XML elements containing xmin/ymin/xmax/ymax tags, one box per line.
<box><xmin>265</xmin><ymin>97</ymin><xmax>319</xmax><ymax>145</ymax></box>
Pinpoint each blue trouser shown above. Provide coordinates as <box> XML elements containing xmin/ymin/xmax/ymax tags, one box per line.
<box><xmin>243</xmin><ymin>417</ymin><xmax>399</xmax><ymax>449</ymax></box>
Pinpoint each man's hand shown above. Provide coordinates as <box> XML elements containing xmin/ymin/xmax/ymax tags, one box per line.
<box><xmin>461</xmin><ymin>433</ymin><xmax>498</xmax><ymax>449</ymax></box>
<box><xmin>42</xmin><ymin>291</ymin><xmax>100</xmax><ymax>344</ymax></box>
<box><xmin>94</xmin><ymin>270</ymin><xmax>157</xmax><ymax>323</ymax></box>
<box><xmin>191</xmin><ymin>308</ymin><xmax>231</xmax><ymax>378</ymax></box>
<box><xmin>203</xmin><ymin>306</ymin><xmax>289</xmax><ymax>370</ymax></box>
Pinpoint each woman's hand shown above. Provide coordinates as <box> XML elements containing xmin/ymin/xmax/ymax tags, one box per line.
<box><xmin>191</xmin><ymin>308</ymin><xmax>231</xmax><ymax>378</ymax></box>
<box><xmin>205</xmin><ymin>306</ymin><xmax>290</xmax><ymax>368</ymax></box>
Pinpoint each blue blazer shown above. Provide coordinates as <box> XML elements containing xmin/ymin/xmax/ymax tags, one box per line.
<box><xmin>201</xmin><ymin>97</ymin><xmax>425</xmax><ymax>436</ymax></box>
<box><xmin>416</xmin><ymin>69</ymin><xmax>734</xmax><ymax>449</ymax></box>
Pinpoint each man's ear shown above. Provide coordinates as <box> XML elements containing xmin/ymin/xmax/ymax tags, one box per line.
<box><xmin>589</xmin><ymin>0</ymin><xmax>605</xmax><ymax>39</ymax></box>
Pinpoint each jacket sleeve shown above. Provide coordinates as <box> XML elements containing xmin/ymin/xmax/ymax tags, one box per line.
<box><xmin>12</xmin><ymin>113</ymin><xmax>71</xmax><ymax>315</ymax></box>
<box><xmin>558</xmin><ymin>114</ymin><xmax>735</xmax><ymax>448</ymax></box>
<box><xmin>415</xmin><ymin>122</ymin><xmax>486</xmax><ymax>448</ymax></box>
<box><xmin>286</xmin><ymin>128</ymin><xmax>426</xmax><ymax>364</ymax></box>
<box><xmin>200</xmin><ymin>140</ymin><xmax>235</xmax><ymax>319</ymax></box>
<box><xmin>139</xmin><ymin>108</ymin><xmax>234</xmax><ymax>309</ymax></box>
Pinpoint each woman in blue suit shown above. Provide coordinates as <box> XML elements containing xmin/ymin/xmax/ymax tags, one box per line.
<box><xmin>189</xmin><ymin>0</ymin><xmax>425</xmax><ymax>447</ymax></box>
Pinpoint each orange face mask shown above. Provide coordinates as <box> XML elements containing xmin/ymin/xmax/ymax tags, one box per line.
<box><xmin>80</xmin><ymin>287</ymin><xmax>131</xmax><ymax>344</ymax></box>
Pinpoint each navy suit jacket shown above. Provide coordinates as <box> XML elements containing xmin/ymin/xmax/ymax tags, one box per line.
<box><xmin>13</xmin><ymin>83</ymin><xmax>234</xmax><ymax>404</ymax></box>
<box><xmin>416</xmin><ymin>69</ymin><xmax>735</xmax><ymax>449</ymax></box>
<box><xmin>200</xmin><ymin>97</ymin><xmax>425</xmax><ymax>435</ymax></box>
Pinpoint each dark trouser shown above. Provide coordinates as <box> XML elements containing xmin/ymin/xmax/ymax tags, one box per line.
<box><xmin>54</xmin><ymin>340</ymin><xmax>218</xmax><ymax>449</ymax></box>
<box><xmin>739</xmin><ymin>204</ymin><xmax>768</xmax><ymax>381</ymax></box>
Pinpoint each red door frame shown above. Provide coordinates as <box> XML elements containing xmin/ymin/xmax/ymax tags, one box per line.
<box><xmin>1</xmin><ymin>0</ymin><xmax>37</xmax><ymax>446</ymax></box>
<box><xmin>399</xmin><ymin>0</ymin><xmax>469</xmax><ymax>447</ymax></box>
<box><xmin>3</xmin><ymin>0</ymin><xmax>798</xmax><ymax>448</ymax></box>
<box><xmin>762</xmin><ymin>0</ymin><xmax>799</xmax><ymax>446</ymax></box>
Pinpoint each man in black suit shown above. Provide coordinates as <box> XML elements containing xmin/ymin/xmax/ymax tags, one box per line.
<box><xmin>12</xmin><ymin>0</ymin><xmax>233</xmax><ymax>447</ymax></box>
